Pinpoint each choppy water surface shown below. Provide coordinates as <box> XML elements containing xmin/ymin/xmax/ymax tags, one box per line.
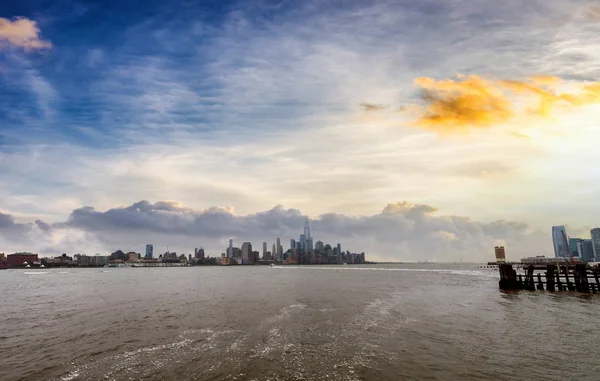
<box><xmin>1</xmin><ymin>264</ymin><xmax>599</xmax><ymax>381</ymax></box>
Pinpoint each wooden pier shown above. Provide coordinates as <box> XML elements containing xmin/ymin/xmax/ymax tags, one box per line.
<box><xmin>498</xmin><ymin>263</ymin><xmax>600</xmax><ymax>293</ymax></box>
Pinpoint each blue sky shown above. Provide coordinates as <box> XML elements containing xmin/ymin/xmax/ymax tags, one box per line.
<box><xmin>1</xmin><ymin>0</ymin><xmax>600</xmax><ymax>259</ymax></box>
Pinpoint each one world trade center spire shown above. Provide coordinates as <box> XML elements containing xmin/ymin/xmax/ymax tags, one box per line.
<box><xmin>304</xmin><ymin>217</ymin><xmax>311</xmax><ymax>241</ymax></box>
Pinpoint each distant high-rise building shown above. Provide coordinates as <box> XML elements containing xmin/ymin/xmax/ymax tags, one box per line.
<box><xmin>304</xmin><ymin>217</ymin><xmax>311</xmax><ymax>240</ymax></box>
<box><xmin>306</xmin><ymin>237</ymin><xmax>313</xmax><ymax>253</ymax></box>
<box><xmin>337</xmin><ymin>243</ymin><xmax>341</xmax><ymax>255</ymax></box>
<box><xmin>228</xmin><ymin>239</ymin><xmax>233</xmax><ymax>258</ymax></box>
<box><xmin>494</xmin><ymin>246</ymin><xmax>506</xmax><ymax>262</ymax></box>
<box><xmin>196</xmin><ymin>248</ymin><xmax>205</xmax><ymax>260</ymax></box>
<box><xmin>290</xmin><ymin>239</ymin><xmax>296</xmax><ymax>251</ymax></box>
<box><xmin>188</xmin><ymin>254</ymin><xmax>192</xmax><ymax>262</ymax></box>
<box><xmin>577</xmin><ymin>239</ymin><xmax>595</xmax><ymax>262</ymax></box>
<box><xmin>242</xmin><ymin>242</ymin><xmax>252</xmax><ymax>259</ymax></box>
<box><xmin>552</xmin><ymin>226</ymin><xmax>570</xmax><ymax>258</ymax></box>
<box><xmin>568</xmin><ymin>238</ymin><xmax>583</xmax><ymax>257</ymax></box>
<box><xmin>277</xmin><ymin>238</ymin><xmax>283</xmax><ymax>259</ymax></box>
<box><xmin>300</xmin><ymin>234</ymin><xmax>305</xmax><ymax>252</ymax></box>
<box><xmin>263</xmin><ymin>242</ymin><xmax>267</xmax><ymax>258</ymax></box>
<box><xmin>591</xmin><ymin>228</ymin><xmax>600</xmax><ymax>259</ymax></box>
<box><xmin>272</xmin><ymin>243</ymin><xmax>276</xmax><ymax>259</ymax></box>
<box><xmin>315</xmin><ymin>240</ymin><xmax>324</xmax><ymax>252</ymax></box>
<box><xmin>145</xmin><ymin>244</ymin><xmax>154</xmax><ymax>259</ymax></box>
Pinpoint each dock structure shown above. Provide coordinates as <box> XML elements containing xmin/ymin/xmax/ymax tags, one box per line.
<box><xmin>498</xmin><ymin>263</ymin><xmax>600</xmax><ymax>293</ymax></box>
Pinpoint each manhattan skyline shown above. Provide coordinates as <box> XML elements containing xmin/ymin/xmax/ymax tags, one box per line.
<box><xmin>2</xmin><ymin>0</ymin><xmax>600</xmax><ymax>261</ymax></box>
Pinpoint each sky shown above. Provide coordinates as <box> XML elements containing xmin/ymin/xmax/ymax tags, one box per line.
<box><xmin>1</xmin><ymin>0</ymin><xmax>599</xmax><ymax>261</ymax></box>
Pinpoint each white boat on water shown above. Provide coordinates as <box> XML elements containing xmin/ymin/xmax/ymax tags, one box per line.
<box><xmin>270</xmin><ymin>263</ymin><xmax>277</xmax><ymax>268</ymax></box>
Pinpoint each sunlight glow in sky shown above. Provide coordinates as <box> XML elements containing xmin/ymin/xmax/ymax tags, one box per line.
<box><xmin>1</xmin><ymin>0</ymin><xmax>599</xmax><ymax>260</ymax></box>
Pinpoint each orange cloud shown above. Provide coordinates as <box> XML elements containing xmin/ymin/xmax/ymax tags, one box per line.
<box><xmin>404</xmin><ymin>75</ymin><xmax>600</xmax><ymax>131</ymax></box>
<box><xmin>0</xmin><ymin>17</ymin><xmax>51</xmax><ymax>50</ymax></box>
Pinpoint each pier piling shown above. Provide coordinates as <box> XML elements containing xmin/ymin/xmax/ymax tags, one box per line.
<box><xmin>498</xmin><ymin>262</ymin><xmax>600</xmax><ymax>294</ymax></box>
<box><xmin>536</xmin><ymin>273</ymin><xmax>544</xmax><ymax>291</ymax></box>
<box><xmin>546</xmin><ymin>265</ymin><xmax>556</xmax><ymax>292</ymax></box>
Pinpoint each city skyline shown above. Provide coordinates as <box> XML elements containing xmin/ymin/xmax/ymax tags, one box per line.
<box><xmin>2</xmin><ymin>1</ymin><xmax>600</xmax><ymax>262</ymax></box>
<box><xmin>1</xmin><ymin>199</ymin><xmax>599</xmax><ymax>262</ymax></box>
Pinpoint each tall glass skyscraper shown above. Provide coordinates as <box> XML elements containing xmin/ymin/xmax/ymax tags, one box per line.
<box><xmin>591</xmin><ymin>228</ymin><xmax>600</xmax><ymax>259</ymax></box>
<box><xmin>552</xmin><ymin>226</ymin><xmax>570</xmax><ymax>258</ymax></box>
<box><xmin>145</xmin><ymin>244</ymin><xmax>153</xmax><ymax>259</ymax></box>
<box><xmin>304</xmin><ymin>218</ymin><xmax>311</xmax><ymax>240</ymax></box>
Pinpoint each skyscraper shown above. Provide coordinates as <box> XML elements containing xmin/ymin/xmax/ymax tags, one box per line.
<box><xmin>242</xmin><ymin>242</ymin><xmax>252</xmax><ymax>259</ymax></box>
<box><xmin>304</xmin><ymin>217</ymin><xmax>311</xmax><ymax>240</ymax></box>
<box><xmin>145</xmin><ymin>244</ymin><xmax>153</xmax><ymax>259</ymax></box>
<box><xmin>569</xmin><ymin>238</ymin><xmax>583</xmax><ymax>257</ymax></box>
<box><xmin>276</xmin><ymin>238</ymin><xmax>283</xmax><ymax>259</ymax></box>
<box><xmin>552</xmin><ymin>226</ymin><xmax>570</xmax><ymax>258</ymax></box>
<box><xmin>228</xmin><ymin>239</ymin><xmax>233</xmax><ymax>258</ymax></box>
<box><xmin>299</xmin><ymin>234</ymin><xmax>305</xmax><ymax>252</ymax></box>
<box><xmin>272</xmin><ymin>243</ymin><xmax>276</xmax><ymax>259</ymax></box>
<box><xmin>577</xmin><ymin>239</ymin><xmax>595</xmax><ymax>261</ymax></box>
<box><xmin>290</xmin><ymin>239</ymin><xmax>296</xmax><ymax>251</ymax></box>
<box><xmin>263</xmin><ymin>242</ymin><xmax>267</xmax><ymax>258</ymax></box>
<box><xmin>591</xmin><ymin>228</ymin><xmax>600</xmax><ymax>259</ymax></box>
<box><xmin>337</xmin><ymin>243</ymin><xmax>341</xmax><ymax>255</ymax></box>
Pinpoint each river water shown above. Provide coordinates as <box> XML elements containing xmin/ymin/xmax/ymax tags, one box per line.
<box><xmin>1</xmin><ymin>264</ymin><xmax>598</xmax><ymax>381</ymax></box>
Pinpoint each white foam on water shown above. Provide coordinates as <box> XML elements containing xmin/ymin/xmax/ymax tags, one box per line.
<box><xmin>60</xmin><ymin>370</ymin><xmax>79</xmax><ymax>380</ymax></box>
<box><xmin>262</xmin><ymin>304</ymin><xmax>307</xmax><ymax>327</ymax></box>
<box><xmin>24</xmin><ymin>272</ymin><xmax>48</xmax><ymax>275</ymax></box>
<box><xmin>272</xmin><ymin>266</ymin><xmax>497</xmax><ymax>277</ymax></box>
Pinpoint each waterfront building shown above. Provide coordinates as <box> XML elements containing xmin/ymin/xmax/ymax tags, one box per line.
<box><xmin>126</xmin><ymin>252</ymin><xmax>140</xmax><ymax>262</ymax></box>
<box><xmin>145</xmin><ymin>244</ymin><xmax>154</xmax><ymax>259</ymax></box>
<box><xmin>228</xmin><ymin>239</ymin><xmax>233</xmax><ymax>258</ymax></box>
<box><xmin>263</xmin><ymin>242</ymin><xmax>267</xmax><ymax>258</ymax></box>
<box><xmin>552</xmin><ymin>226</ymin><xmax>570</xmax><ymax>258</ymax></box>
<box><xmin>591</xmin><ymin>228</ymin><xmax>600</xmax><ymax>259</ymax></box>
<box><xmin>91</xmin><ymin>255</ymin><xmax>109</xmax><ymax>266</ymax></box>
<box><xmin>337</xmin><ymin>243</ymin><xmax>341</xmax><ymax>256</ymax></box>
<box><xmin>196</xmin><ymin>248</ymin><xmax>205</xmax><ymax>260</ymax></box>
<box><xmin>272</xmin><ymin>243</ymin><xmax>276</xmax><ymax>259</ymax></box>
<box><xmin>7</xmin><ymin>253</ymin><xmax>39</xmax><ymax>267</ymax></box>
<box><xmin>290</xmin><ymin>239</ymin><xmax>296</xmax><ymax>251</ymax></box>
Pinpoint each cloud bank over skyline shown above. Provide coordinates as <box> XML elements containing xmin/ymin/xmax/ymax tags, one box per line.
<box><xmin>1</xmin><ymin>0</ymin><xmax>599</xmax><ymax>260</ymax></box>
<box><xmin>0</xmin><ymin>200</ymin><xmax>551</xmax><ymax>262</ymax></box>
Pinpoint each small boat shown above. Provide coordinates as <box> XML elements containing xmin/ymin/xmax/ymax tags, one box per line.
<box><xmin>270</xmin><ymin>263</ymin><xmax>277</xmax><ymax>268</ymax></box>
